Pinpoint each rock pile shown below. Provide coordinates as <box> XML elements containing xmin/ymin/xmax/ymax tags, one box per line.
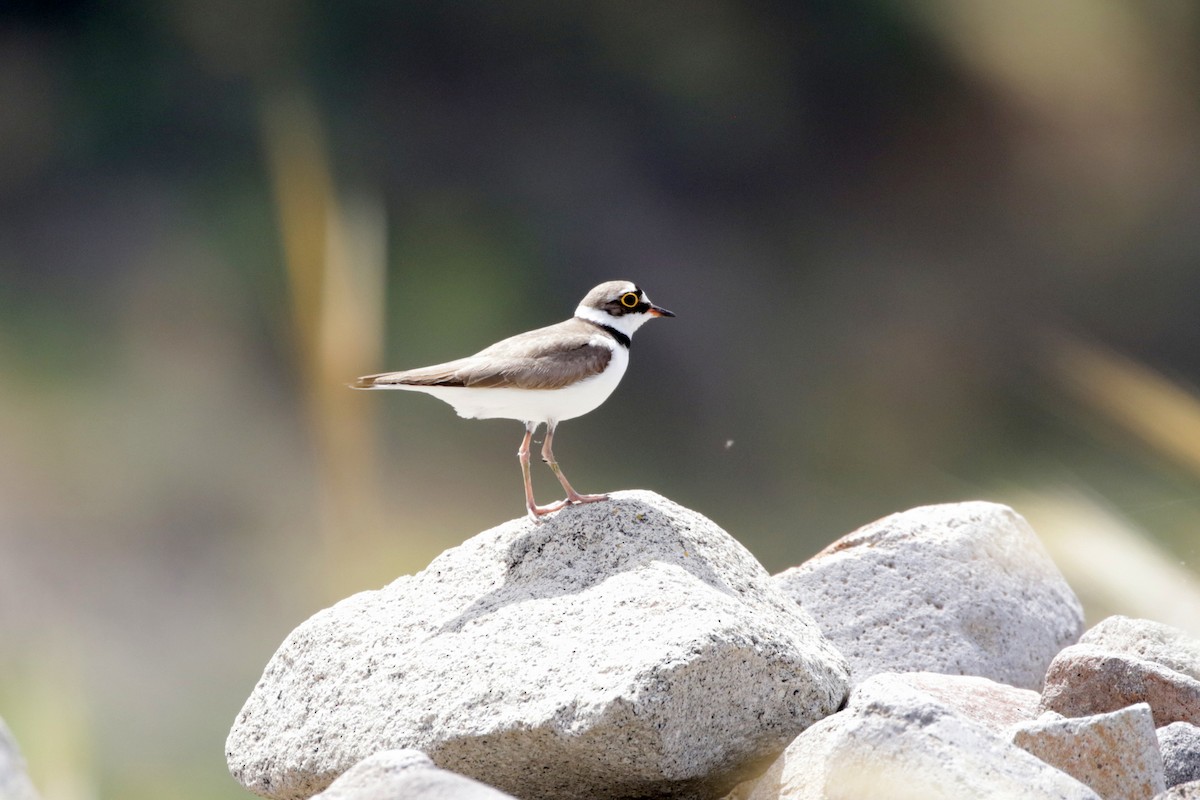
<box><xmin>226</xmin><ymin>492</ymin><xmax>1200</xmax><ymax>799</ymax></box>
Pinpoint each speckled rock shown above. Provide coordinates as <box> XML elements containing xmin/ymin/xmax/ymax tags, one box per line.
<box><xmin>1012</xmin><ymin>704</ymin><xmax>1165</xmax><ymax>800</ymax></box>
<box><xmin>726</xmin><ymin>672</ymin><xmax>1100</xmax><ymax>800</ymax></box>
<box><xmin>886</xmin><ymin>672</ymin><xmax>1041</xmax><ymax>733</ymax></box>
<box><xmin>1158</xmin><ymin>782</ymin><xmax>1200</xmax><ymax>799</ymax></box>
<box><xmin>0</xmin><ymin>719</ymin><xmax>39</xmax><ymax>800</ymax></box>
<box><xmin>1041</xmin><ymin>644</ymin><xmax>1200</xmax><ymax>727</ymax></box>
<box><xmin>774</xmin><ymin>501</ymin><xmax>1084</xmax><ymax>688</ymax></box>
<box><xmin>1081</xmin><ymin>617</ymin><xmax>1200</xmax><ymax>682</ymax></box>
<box><xmin>310</xmin><ymin>750</ymin><xmax>517</xmax><ymax>799</ymax></box>
<box><xmin>227</xmin><ymin>490</ymin><xmax>849</xmax><ymax>800</ymax></box>
<box><xmin>1159</xmin><ymin>722</ymin><xmax>1200</xmax><ymax>788</ymax></box>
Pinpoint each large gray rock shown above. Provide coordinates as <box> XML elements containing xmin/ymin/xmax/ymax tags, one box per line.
<box><xmin>1081</xmin><ymin>617</ymin><xmax>1200</xmax><ymax>682</ymax></box>
<box><xmin>727</xmin><ymin>672</ymin><xmax>1100</xmax><ymax>800</ymax></box>
<box><xmin>227</xmin><ymin>491</ymin><xmax>849</xmax><ymax>800</ymax></box>
<box><xmin>774</xmin><ymin>501</ymin><xmax>1084</xmax><ymax>688</ymax></box>
<box><xmin>1012</xmin><ymin>704</ymin><xmax>1165</xmax><ymax>800</ymax></box>
<box><xmin>1042</xmin><ymin>644</ymin><xmax>1200</xmax><ymax>727</ymax></box>
<box><xmin>0</xmin><ymin>719</ymin><xmax>39</xmax><ymax>800</ymax></box>
<box><xmin>1159</xmin><ymin>722</ymin><xmax>1200</xmax><ymax>788</ymax></box>
<box><xmin>310</xmin><ymin>750</ymin><xmax>517</xmax><ymax>799</ymax></box>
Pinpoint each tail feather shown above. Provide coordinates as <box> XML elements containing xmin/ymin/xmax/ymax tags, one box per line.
<box><xmin>351</xmin><ymin>364</ymin><xmax>469</xmax><ymax>390</ymax></box>
<box><xmin>351</xmin><ymin>372</ymin><xmax>415</xmax><ymax>389</ymax></box>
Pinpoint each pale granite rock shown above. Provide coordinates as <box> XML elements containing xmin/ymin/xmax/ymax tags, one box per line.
<box><xmin>1157</xmin><ymin>782</ymin><xmax>1200</xmax><ymax>799</ymax></box>
<box><xmin>0</xmin><ymin>719</ymin><xmax>39</xmax><ymax>800</ymax></box>
<box><xmin>1042</xmin><ymin>644</ymin><xmax>1200</xmax><ymax>727</ymax></box>
<box><xmin>228</xmin><ymin>491</ymin><xmax>849</xmax><ymax>800</ymax></box>
<box><xmin>1159</xmin><ymin>722</ymin><xmax>1200</xmax><ymax>788</ymax></box>
<box><xmin>310</xmin><ymin>750</ymin><xmax>517</xmax><ymax>799</ymax></box>
<box><xmin>1082</xmin><ymin>617</ymin><xmax>1200</xmax><ymax>682</ymax></box>
<box><xmin>727</xmin><ymin>672</ymin><xmax>1100</xmax><ymax>800</ymax></box>
<box><xmin>1012</xmin><ymin>704</ymin><xmax>1165</xmax><ymax>800</ymax></box>
<box><xmin>775</xmin><ymin>501</ymin><xmax>1083</xmax><ymax>688</ymax></box>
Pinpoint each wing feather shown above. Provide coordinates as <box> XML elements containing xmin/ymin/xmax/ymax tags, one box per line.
<box><xmin>354</xmin><ymin>319</ymin><xmax>613</xmax><ymax>391</ymax></box>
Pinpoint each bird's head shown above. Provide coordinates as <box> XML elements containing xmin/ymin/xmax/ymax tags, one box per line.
<box><xmin>575</xmin><ymin>281</ymin><xmax>675</xmax><ymax>337</ymax></box>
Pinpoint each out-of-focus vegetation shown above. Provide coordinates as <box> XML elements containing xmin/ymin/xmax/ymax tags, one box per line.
<box><xmin>2</xmin><ymin>2</ymin><xmax>1199</xmax><ymax>797</ymax></box>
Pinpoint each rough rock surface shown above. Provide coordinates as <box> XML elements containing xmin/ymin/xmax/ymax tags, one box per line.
<box><xmin>310</xmin><ymin>750</ymin><xmax>517</xmax><ymax>799</ymax></box>
<box><xmin>1159</xmin><ymin>723</ymin><xmax>1200</xmax><ymax>788</ymax></box>
<box><xmin>0</xmin><ymin>719</ymin><xmax>40</xmax><ymax>800</ymax></box>
<box><xmin>1012</xmin><ymin>704</ymin><xmax>1165</xmax><ymax>800</ymax></box>
<box><xmin>886</xmin><ymin>671</ymin><xmax>1041</xmax><ymax>733</ymax></box>
<box><xmin>774</xmin><ymin>501</ymin><xmax>1083</xmax><ymax>688</ymax></box>
<box><xmin>1042</xmin><ymin>644</ymin><xmax>1200</xmax><ymax>727</ymax></box>
<box><xmin>227</xmin><ymin>490</ymin><xmax>850</xmax><ymax>800</ymax></box>
<box><xmin>727</xmin><ymin>672</ymin><xmax>1100</xmax><ymax>800</ymax></box>
<box><xmin>1159</xmin><ymin>782</ymin><xmax>1200</xmax><ymax>799</ymax></box>
<box><xmin>1081</xmin><ymin>617</ymin><xmax>1200</xmax><ymax>682</ymax></box>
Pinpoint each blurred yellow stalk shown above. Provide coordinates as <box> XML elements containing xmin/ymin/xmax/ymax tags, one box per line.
<box><xmin>1047</xmin><ymin>335</ymin><xmax>1200</xmax><ymax>478</ymax></box>
<box><xmin>1014</xmin><ymin>486</ymin><xmax>1200</xmax><ymax>638</ymax></box>
<box><xmin>259</xmin><ymin>90</ymin><xmax>388</xmax><ymax>597</ymax></box>
<box><xmin>1026</xmin><ymin>334</ymin><xmax>1200</xmax><ymax>635</ymax></box>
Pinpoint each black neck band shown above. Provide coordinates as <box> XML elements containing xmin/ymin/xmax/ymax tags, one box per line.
<box><xmin>596</xmin><ymin>323</ymin><xmax>631</xmax><ymax>349</ymax></box>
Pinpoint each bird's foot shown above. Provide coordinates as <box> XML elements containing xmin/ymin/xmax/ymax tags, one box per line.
<box><xmin>525</xmin><ymin>493</ymin><xmax>608</xmax><ymax>521</ymax></box>
<box><xmin>527</xmin><ymin>498</ymin><xmax>569</xmax><ymax>520</ymax></box>
<box><xmin>566</xmin><ymin>491</ymin><xmax>609</xmax><ymax>505</ymax></box>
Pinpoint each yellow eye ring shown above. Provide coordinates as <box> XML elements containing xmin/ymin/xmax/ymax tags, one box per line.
<box><xmin>620</xmin><ymin>292</ymin><xmax>639</xmax><ymax>308</ymax></box>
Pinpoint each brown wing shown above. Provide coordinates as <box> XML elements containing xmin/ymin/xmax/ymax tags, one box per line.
<box><xmin>353</xmin><ymin>319</ymin><xmax>613</xmax><ymax>390</ymax></box>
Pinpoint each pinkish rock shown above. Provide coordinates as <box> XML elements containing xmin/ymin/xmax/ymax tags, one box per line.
<box><xmin>1041</xmin><ymin>644</ymin><xmax>1200</xmax><ymax>727</ymax></box>
<box><xmin>1012</xmin><ymin>703</ymin><xmax>1165</xmax><ymax>800</ymax></box>
<box><xmin>1081</xmin><ymin>617</ymin><xmax>1200</xmax><ymax>682</ymax></box>
<box><xmin>887</xmin><ymin>672</ymin><xmax>1041</xmax><ymax>733</ymax></box>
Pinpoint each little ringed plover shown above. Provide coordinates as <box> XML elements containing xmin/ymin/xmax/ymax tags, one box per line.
<box><xmin>352</xmin><ymin>280</ymin><xmax>674</xmax><ymax>519</ymax></box>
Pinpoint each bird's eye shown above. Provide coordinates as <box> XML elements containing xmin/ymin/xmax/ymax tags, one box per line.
<box><xmin>620</xmin><ymin>292</ymin><xmax>640</xmax><ymax>308</ymax></box>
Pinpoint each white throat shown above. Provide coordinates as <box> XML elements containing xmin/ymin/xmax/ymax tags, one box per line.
<box><xmin>574</xmin><ymin>304</ymin><xmax>652</xmax><ymax>338</ymax></box>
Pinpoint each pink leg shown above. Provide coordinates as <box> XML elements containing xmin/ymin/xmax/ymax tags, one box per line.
<box><xmin>519</xmin><ymin>421</ymin><xmax>566</xmax><ymax>519</ymax></box>
<box><xmin>542</xmin><ymin>420</ymin><xmax>608</xmax><ymax>506</ymax></box>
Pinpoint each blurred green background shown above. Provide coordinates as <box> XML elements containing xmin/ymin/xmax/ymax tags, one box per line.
<box><xmin>3</xmin><ymin>1</ymin><xmax>1200</xmax><ymax>797</ymax></box>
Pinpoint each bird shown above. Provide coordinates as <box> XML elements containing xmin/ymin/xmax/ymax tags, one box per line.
<box><xmin>352</xmin><ymin>280</ymin><xmax>674</xmax><ymax>519</ymax></box>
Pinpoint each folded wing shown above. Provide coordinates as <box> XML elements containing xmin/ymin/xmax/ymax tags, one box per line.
<box><xmin>353</xmin><ymin>321</ymin><xmax>613</xmax><ymax>391</ymax></box>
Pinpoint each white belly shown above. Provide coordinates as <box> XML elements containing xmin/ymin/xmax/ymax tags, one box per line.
<box><xmin>395</xmin><ymin>347</ymin><xmax>629</xmax><ymax>424</ymax></box>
